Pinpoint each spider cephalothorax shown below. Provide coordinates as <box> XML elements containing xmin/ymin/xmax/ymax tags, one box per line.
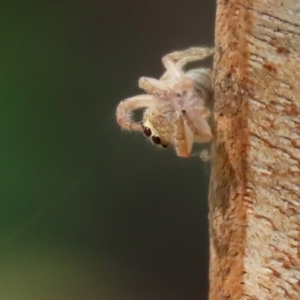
<box><xmin>116</xmin><ymin>47</ymin><xmax>214</xmax><ymax>157</ymax></box>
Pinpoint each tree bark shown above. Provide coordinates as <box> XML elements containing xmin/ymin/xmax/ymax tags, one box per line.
<box><xmin>209</xmin><ymin>0</ymin><xmax>300</xmax><ymax>299</ymax></box>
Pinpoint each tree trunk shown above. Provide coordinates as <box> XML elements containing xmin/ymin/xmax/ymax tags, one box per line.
<box><xmin>209</xmin><ymin>0</ymin><xmax>300</xmax><ymax>299</ymax></box>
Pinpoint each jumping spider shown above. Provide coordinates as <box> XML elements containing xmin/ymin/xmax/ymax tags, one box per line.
<box><xmin>116</xmin><ymin>47</ymin><xmax>214</xmax><ymax>157</ymax></box>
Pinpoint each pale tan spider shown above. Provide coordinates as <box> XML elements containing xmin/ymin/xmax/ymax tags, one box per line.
<box><xmin>116</xmin><ymin>47</ymin><xmax>214</xmax><ymax>157</ymax></box>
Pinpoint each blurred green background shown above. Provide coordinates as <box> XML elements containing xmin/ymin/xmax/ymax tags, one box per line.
<box><xmin>0</xmin><ymin>1</ymin><xmax>215</xmax><ymax>299</ymax></box>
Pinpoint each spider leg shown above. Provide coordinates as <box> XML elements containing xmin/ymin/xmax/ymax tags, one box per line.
<box><xmin>160</xmin><ymin>47</ymin><xmax>214</xmax><ymax>81</ymax></box>
<box><xmin>181</xmin><ymin>110</ymin><xmax>212</xmax><ymax>142</ymax></box>
<box><xmin>174</xmin><ymin>113</ymin><xmax>193</xmax><ymax>157</ymax></box>
<box><xmin>168</xmin><ymin>47</ymin><xmax>215</xmax><ymax>70</ymax></box>
<box><xmin>139</xmin><ymin>77</ymin><xmax>169</xmax><ymax>95</ymax></box>
<box><xmin>161</xmin><ymin>54</ymin><xmax>183</xmax><ymax>79</ymax></box>
<box><xmin>116</xmin><ymin>94</ymin><xmax>155</xmax><ymax>131</ymax></box>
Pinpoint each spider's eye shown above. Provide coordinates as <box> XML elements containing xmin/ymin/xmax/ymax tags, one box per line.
<box><xmin>162</xmin><ymin>144</ymin><xmax>168</xmax><ymax>148</ymax></box>
<box><xmin>151</xmin><ymin>135</ymin><xmax>161</xmax><ymax>145</ymax></box>
<box><xmin>143</xmin><ymin>126</ymin><xmax>152</xmax><ymax>137</ymax></box>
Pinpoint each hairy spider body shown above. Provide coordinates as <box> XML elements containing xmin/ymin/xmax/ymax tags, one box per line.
<box><xmin>116</xmin><ymin>47</ymin><xmax>214</xmax><ymax>157</ymax></box>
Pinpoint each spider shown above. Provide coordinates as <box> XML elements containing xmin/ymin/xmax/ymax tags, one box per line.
<box><xmin>116</xmin><ymin>47</ymin><xmax>214</xmax><ymax>157</ymax></box>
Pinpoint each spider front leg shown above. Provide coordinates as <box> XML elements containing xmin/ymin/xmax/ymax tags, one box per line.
<box><xmin>182</xmin><ymin>109</ymin><xmax>212</xmax><ymax>143</ymax></box>
<box><xmin>173</xmin><ymin>111</ymin><xmax>197</xmax><ymax>157</ymax></box>
<box><xmin>116</xmin><ymin>94</ymin><xmax>155</xmax><ymax>131</ymax></box>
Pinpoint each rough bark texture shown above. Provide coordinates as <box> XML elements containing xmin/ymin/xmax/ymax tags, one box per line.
<box><xmin>209</xmin><ymin>0</ymin><xmax>300</xmax><ymax>299</ymax></box>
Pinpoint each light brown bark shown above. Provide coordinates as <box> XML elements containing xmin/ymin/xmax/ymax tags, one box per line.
<box><xmin>209</xmin><ymin>0</ymin><xmax>300</xmax><ymax>299</ymax></box>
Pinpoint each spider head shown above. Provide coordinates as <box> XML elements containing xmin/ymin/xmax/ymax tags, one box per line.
<box><xmin>142</xmin><ymin>122</ymin><xmax>169</xmax><ymax>149</ymax></box>
<box><xmin>141</xmin><ymin>98</ymin><xmax>196</xmax><ymax>157</ymax></box>
<box><xmin>141</xmin><ymin>100</ymin><xmax>176</xmax><ymax>149</ymax></box>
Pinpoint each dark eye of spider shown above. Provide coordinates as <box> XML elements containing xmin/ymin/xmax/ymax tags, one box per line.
<box><xmin>143</xmin><ymin>126</ymin><xmax>152</xmax><ymax>137</ymax></box>
<box><xmin>162</xmin><ymin>144</ymin><xmax>168</xmax><ymax>148</ymax></box>
<box><xmin>151</xmin><ymin>135</ymin><xmax>161</xmax><ymax>145</ymax></box>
